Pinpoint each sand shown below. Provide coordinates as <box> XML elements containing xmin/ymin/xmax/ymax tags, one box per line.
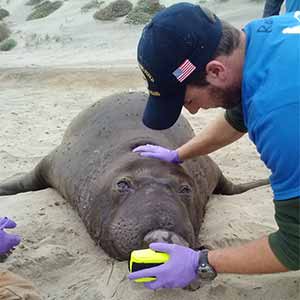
<box><xmin>0</xmin><ymin>0</ymin><xmax>299</xmax><ymax>299</ymax></box>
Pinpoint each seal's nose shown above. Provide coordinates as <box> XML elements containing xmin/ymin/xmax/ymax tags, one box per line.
<box><xmin>143</xmin><ymin>229</ymin><xmax>190</xmax><ymax>248</ymax></box>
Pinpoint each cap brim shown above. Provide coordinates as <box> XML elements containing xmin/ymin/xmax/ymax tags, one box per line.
<box><xmin>142</xmin><ymin>89</ymin><xmax>185</xmax><ymax>130</ymax></box>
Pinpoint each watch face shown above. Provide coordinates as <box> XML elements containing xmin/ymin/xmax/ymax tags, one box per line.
<box><xmin>197</xmin><ymin>250</ymin><xmax>217</xmax><ymax>281</ymax></box>
<box><xmin>198</xmin><ymin>265</ymin><xmax>217</xmax><ymax>281</ymax></box>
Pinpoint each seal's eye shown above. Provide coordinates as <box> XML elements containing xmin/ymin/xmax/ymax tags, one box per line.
<box><xmin>116</xmin><ymin>178</ymin><xmax>132</xmax><ymax>193</ymax></box>
<box><xmin>178</xmin><ymin>184</ymin><xmax>192</xmax><ymax>194</ymax></box>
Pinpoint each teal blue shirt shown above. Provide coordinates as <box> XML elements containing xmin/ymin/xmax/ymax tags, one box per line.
<box><xmin>286</xmin><ymin>0</ymin><xmax>300</xmax><ymax>12</ymax></box>
<box><xmin>242</xmin><ymin>13</ymin><xmax>300</xmax><ymax>200</ymax></box>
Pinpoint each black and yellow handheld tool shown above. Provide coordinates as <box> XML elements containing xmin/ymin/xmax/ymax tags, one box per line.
<box><xmin>128</xmin><ymin>249</ymin><xmax>170</xmax><ymax>282</ymax></box>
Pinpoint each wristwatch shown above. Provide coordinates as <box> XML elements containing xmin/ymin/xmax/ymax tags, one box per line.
<box><xmin>197</xmin><ymin>249</ymin><xmax>217</xmax><ymax>281</ymax></box>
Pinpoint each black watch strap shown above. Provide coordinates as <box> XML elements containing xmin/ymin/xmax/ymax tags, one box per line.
<box><xmin>199</xmin><ymin>249</ymin><xmax>209</xmax><ymax>266</ymax></box>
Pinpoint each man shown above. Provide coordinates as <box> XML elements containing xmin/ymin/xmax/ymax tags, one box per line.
<box><xmin>0</xmin><ymin>217</ymin><xmax>41</xmax><ymax>299</ymax></box>
<box><xmin>128</xmin><ymin>2</ymin><xmax>300</xmax><ymax>290</ymax></box>
<box><xmin>263</xmin><ymin>0</ymin><xmax>300</xmax><ymax>17</ymax></box>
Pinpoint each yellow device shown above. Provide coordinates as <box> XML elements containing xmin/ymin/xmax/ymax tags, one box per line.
<box><xmin>128</xmin><ymin>249</ymin><xmax>170</xmax><ymax>282</ymax></box>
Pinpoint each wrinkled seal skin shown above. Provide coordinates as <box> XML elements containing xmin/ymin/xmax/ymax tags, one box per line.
<box><xmin>0</xmin><ymin>92</ymin><xmax>268</xmax><ymax>260</ymax></box>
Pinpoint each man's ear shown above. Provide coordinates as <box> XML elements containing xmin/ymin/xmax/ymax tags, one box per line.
<box><xmin>205</xmin><ymin>60</ymin><xmax>226</xmax><ymax>85</ymax></box>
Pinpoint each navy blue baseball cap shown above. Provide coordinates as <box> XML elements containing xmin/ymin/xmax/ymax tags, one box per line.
<box><xmin>137</xmin><ymin>2</ymin><xmax>222</xmax><ymax>130</ymax></box>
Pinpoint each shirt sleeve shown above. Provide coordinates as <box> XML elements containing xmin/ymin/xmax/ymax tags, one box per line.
<box><xmin>269</xmin><ymin>197</ymin><xmax>300</xmax><ymax>270</ymax></box>
<box><xmin>224</xmin><ymin>104</ymin><xmax>248</xmax><ymax>133</ymax></box>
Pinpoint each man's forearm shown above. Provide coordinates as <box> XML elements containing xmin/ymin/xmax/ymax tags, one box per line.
<box><xmin>176</xmin><ymin>113</ymin><xmax>245</xmax><ymax>160</ymax></box>
<box><xmin>208</xmin><ymin>236</ymin><xmax>288</xmax><ymax>274</ymax></box>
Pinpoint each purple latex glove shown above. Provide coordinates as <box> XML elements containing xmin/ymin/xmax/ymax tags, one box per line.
<box><xmin>0</xmin><ymin>217</ymin><xmax>21</xmax><ymax>255</ymax></box>
<box><xmin>133</xmin><ymin>144</ymin><xmax>182</xmax><ymax>164</ymax></box>
<box><xmin>128</xmin><ymin>243</ymin><xmax>200</xmax><ymax>290</ymax></box>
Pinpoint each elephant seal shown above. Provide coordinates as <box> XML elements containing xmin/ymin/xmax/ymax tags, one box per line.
<box><xmin>0</xmin><ymin>92</ymin><xmax>268</xmax><ymax>260</ymax></box>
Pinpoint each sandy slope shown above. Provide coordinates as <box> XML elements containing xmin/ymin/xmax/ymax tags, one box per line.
<box><xmin>0</xmin><ymin>0</ymin><xmax>299</xmax><ymax>299</ymax></box>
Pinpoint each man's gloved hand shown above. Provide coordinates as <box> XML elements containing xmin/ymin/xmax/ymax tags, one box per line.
<box><xmin>133</xmin><ymin>144</ymin><xmax>182</xmax><ymax>164</ymax></box>
<box><xmin>0</xmin><ymin>217</ymin><xmax>21</xmax><ymax>255</ymax></box>
<box><xmin>128</xmin><ymin>243</ymin><xmax>200</xmax><ymax>290</ymax></box>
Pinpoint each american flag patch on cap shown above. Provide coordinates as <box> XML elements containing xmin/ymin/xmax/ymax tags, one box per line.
<box><xmin>172</xmin><ymin>59</ymin><xmax>196</xmax><ymax>82</ymax></box>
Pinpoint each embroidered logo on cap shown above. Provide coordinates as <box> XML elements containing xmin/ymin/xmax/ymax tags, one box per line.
<box><xmin>148</xmin><ymin>89</ymin><xmax>161</xmax><ymax>96</ymax></box>
<box><xmin>172</xmin><ymin>59</ymin><xmax>196</xmax><ymax>83</ymax></box>
<box><xmin>139</xmin><ymin>63</ymin><xmax>155</xmax><ymax>83</ymax></box>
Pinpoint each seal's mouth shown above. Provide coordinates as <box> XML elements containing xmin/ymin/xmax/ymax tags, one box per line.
<box><xmin>142</xmin><ymin>229</ymin><xmax>190</xmax><ymax>248</ymax></box>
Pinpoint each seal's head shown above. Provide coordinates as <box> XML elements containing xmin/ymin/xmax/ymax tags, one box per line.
<box><xmin>89</xmin><ymin>155</ymin><xmax>203</xmax><ymax>260</ymax></box>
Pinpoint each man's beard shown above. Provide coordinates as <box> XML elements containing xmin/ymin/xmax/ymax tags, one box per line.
<box><xmin>208</xmin><ymin>84</ymin><xmax>242</xmax><ymax>109</ymax></box>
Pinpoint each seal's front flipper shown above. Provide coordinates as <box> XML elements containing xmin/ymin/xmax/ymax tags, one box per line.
<box><xmin>0</xmin><ymin>164</ymin><xmax>48</xmax><ymax>196</ymax></box>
